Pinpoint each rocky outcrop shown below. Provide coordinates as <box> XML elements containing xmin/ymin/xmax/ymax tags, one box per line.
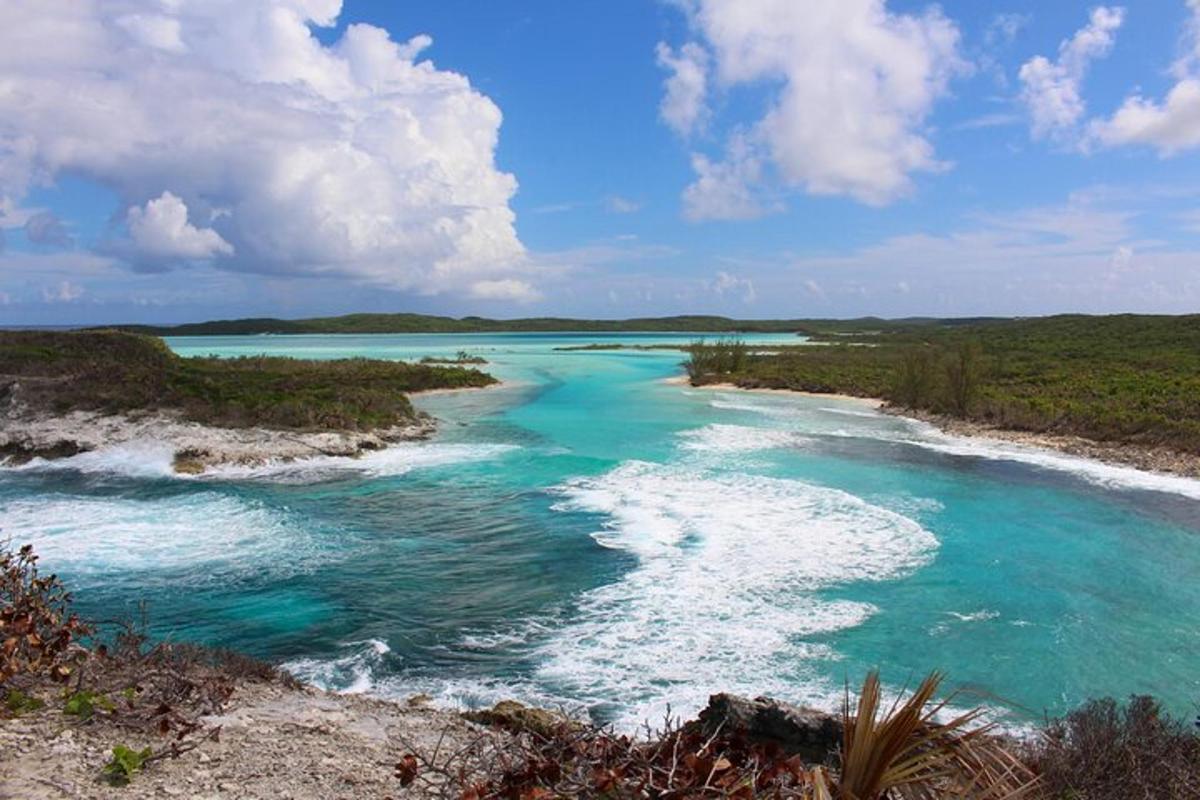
<box><xmin>0</xmin><ymin>409</ymin><xmax>436</xmax><ymax>474</ymax></box>
<box><xmin>695</xmin><ymin>693</ymin><xmax>844</xmax><ymax>763</ymax></box>
<box><xmin>462</xmin><ymin>700</ymin><xmax>580</xmax><ymax>738</ymax></box>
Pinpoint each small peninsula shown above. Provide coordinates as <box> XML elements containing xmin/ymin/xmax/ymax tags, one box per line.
<box><xmin>682</xmin><ymin>314</ymin><xmax>1200</xmax><ymax>477</ymax></box>
<box><xmin>0</xmin><ymin>331</ymin><xmax>496</xmax><ymax>473</ymax></box>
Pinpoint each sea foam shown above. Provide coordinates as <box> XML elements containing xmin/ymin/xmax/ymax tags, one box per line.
<box><xmin>711</xmin><ymin>391</ymin><xmax>1200</xmax><ymax>501</ymax></box>
<box><xmin>536</xmin><ymin>460</ymin><xmax>939</xmax><ymax>728</ymax></box>
<box><xmin>0</xmin><ymin>492</ymin><xmax>324</xmax><ymax>586</ymax></box>
<box><xmin>6</xmin><ymin>440</ymin><xmax>518</xmax><ymax>484</ymax></box>
<box><xmin>284</xmin><ymin>639</ymin><xmax>393</xmax><ymax>695</ymax></box>
<box><xmin>676</xmin><ymin>423</ymin><xmax>807</xmax><ymax>453</ymax></box>
<box><xmin>206</xmin><ymin>442</ymin><xmax>519</xmax><ymax>482</ymax></box>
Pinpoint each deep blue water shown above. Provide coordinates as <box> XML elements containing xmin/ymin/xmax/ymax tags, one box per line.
<box><xmin>2</xmin><ymin>332</ymin><xmax>1198</xmax><ymax>728</ymax></box>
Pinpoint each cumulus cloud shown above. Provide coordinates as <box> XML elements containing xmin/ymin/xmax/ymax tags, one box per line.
<box><xmin>683</xmin><ymin>139</ymin><xmax>774</xmax><ymax>221</ymax></box>
<box><xmin>468</xmin><ymin>278</ymin><xmax>542</xmax><ymax>303</ymax></box>
<box><xmin>0</xmin><ymin>0</ymin><xmax>526</xmax><ymax>293</ymax></box>
<box><xmin>126</xmin><ymin>192</ymin><xmax>233</xmax><ymax>262</ymax></box>
<box><xmin>655</xmin><ymin>41</ymin><xmax>710</xmax><ymax>137</ymax></box>
<box><xmin>1088</xmin><ymin>1</ymin><xmax>1200</xmax><ymax>154</ymax></box>
<box><xmin>661</xmin><ymin>0</ymin><xmax>966</xmax><ymax>212</ymax></box>
<box><xmin>1018</xmin><ymin>6</ymin><xmax>1124</xmax><ymax>142</ymax></box>
<box><xmin>23</xmin><ymin>212</ymin><xmax>73</xmax><ymax>248</ymax></box>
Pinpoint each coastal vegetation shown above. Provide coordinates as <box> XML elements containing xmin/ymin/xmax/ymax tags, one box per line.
<box><xmin>0</xmin><ymin>330</ymin><xmax>495</xmax><ymax>431</ymax></box>
<box><xmin>4</xmin><ymin>541</ymin><xmax>1198</xmax><ymax>797</ymax></box>
<box><xmin>420</xmin><ymin>350</ymin><xmax>488</xmax><ymax>365</ymax></box>
<box><xmin>685</xmin><ymin>315</ymin><xmax>1200</xmax><ymax>454</ymax></box>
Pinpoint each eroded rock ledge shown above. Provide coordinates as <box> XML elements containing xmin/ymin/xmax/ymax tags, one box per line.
<box><xmin>0</xmin><ymin>409</ymin><xmax>436</xmax><ymax>475</ymax></box>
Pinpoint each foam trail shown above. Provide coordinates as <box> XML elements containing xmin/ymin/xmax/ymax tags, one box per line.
<box><xmin>676</xmin><ymin>423</ymin><xmax>807</xmax><ymax>453</ymax></box>
<box><xmin>6</xmin><ymin>440</ymin><xmax>518</xmax><ymax>483</ymax></box>
<box><xmin>538</xmin><ymin>460</ymin><xmax>939</xmax><ymax>729</ymax></box>
<box><xmin>207</xmin><ymin>442</ymin><xmax>519</xmax><ymax>482</ymax></box>
<box><xmin>0</xmin><ymin>493</ymin><xmax>323</xmax><ymax>585</ymax></box>
<box><xmin>707</xmin><ymin>390</ymin><xmax>1200</xmax><ymax>500</ymax></box>
<box><xmin>896</xmin><ymin>426</ymin><xmax>1200</xmax><ymax>500</ymax></box>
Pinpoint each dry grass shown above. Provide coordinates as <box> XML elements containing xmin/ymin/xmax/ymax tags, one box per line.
<box><xmin>1028</xmin><ymin>696</ymin><xmax>1200</xmax><ymax>800</ymax></box>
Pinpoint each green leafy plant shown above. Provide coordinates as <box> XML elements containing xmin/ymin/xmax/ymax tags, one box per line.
<box><xmin>102</xmin><ymin>744</ymin><xmax>153</xmax><ymax>786</ymax></box>
<box><xmin>3</xmin><ymin>688</ymin><xmax>45</xmax><ymax>715</ymax></box>
<box><xmin>63</xmin><ymin>689</ymin><xmax>115</xmax><ymax>719</ymax></box>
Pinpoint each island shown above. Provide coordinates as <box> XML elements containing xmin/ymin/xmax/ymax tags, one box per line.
<box><xmin>95</xmin><ymin>312</ymin><xmax>818</xmax><ymax>335</ymax></box>
<box><xmin>682</xmin><ymin>314</ymin><xmax>1200</xmax><ymax>476</ymax></box>
<box><xmin>0</xmin><ymin>330</ymin><xmax>497</xmax><ymax>474</ymax></box>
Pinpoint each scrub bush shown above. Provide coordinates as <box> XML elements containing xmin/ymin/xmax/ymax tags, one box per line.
<box><xmin>1</xmin><ymin>543</ymin><xmax>90</xmax><ymax>688</ymax></box>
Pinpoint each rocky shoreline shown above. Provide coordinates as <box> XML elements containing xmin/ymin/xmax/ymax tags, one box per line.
<box><xmin>0</xmin><ymin>410</ymin><xmax>437</xmax><ymax>475</ymax></box>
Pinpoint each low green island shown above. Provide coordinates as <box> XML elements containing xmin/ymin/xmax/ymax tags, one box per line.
<box><xmin>0</xmin><ymin>330</ymin><xmax>498</xmax><ymax>471</ymax></box>
<box><xmin>684</xmin><ymin>314</ymin><xmax>1200</xmax><ymax>468</ymax></box>
<box><xmin>100</xmin><ymin>312</ymin><xmax>821</xmax><ymax>335</ymax></box>
<box><xmin>1</xmin><ymin>330</ymin><xmax>495</xmax><ymax>431</ymax></box>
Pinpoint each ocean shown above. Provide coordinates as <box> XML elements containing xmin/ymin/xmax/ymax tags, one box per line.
<box><xmin>2</xmin><ymin>332</ymin><xmax>1198</xmax><ymax>730</ymax></box>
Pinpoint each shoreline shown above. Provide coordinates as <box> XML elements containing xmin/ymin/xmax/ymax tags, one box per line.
<box><xmin>0</xmin><ymin>383</ymin><xmax>505</xmax><ymax>475</ymax></box>
<box><xmin>666</xmin><ymin>376</ymin><xmax>884</xmax><ymax>408</ymax></box>
<box><xmin>668</xmin><ymin>374</ymin><xmax>1200</xmax><ymax>479</ymax></box>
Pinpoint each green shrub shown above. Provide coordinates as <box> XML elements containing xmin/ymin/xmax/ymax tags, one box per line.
<box><xmin>63</xmin><ymin>689</ymin><xmax>114</xmax><ymax>719</ymax></box>
<box><xmin>102</xmin><ymin>744</ymin><xmax>153</xmax><ymax>786</ymax></box>
<box><xmin>3</xmin><ymin>688</ymin><xmax>45</xmax><ymax>715</ymax></box>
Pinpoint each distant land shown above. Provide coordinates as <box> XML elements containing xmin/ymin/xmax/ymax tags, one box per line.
<box><xmin>89</xmin><ymin>312</ymin><xmax>1013</xmax><ymax>336</ymax></box>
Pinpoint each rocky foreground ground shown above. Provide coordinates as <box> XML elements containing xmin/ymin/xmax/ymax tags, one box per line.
<box><xmin>0</xmin><ymin>682</ymin><xmax>491</xmax><ymax>799</ymax></box>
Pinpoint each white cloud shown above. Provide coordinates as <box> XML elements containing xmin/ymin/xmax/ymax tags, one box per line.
<box><xmin>1088</xmin><ymin>1</ymin><xmax>1200</xmax><ymax>157</ymax></box>
<box><xmin>708</xmin><ymin>270</ymin><xmax>756</xmax><ymax>303</ymax></box>
<box><xmin>127</xmin><ymin>192</ymin><xmax>233</xmax><ymax>261</ymax></box>
<box><xmin>42</xmin><ymin>280</ymin><xmax>84</xmax><ymax>303</ymax></box>
<box><xmin>468</xmin><ymin>278</ymin><xmax>542</xmax><ymax>303</ymax></box>
<box><xmin>662</xmin><ymin>0</ymin><xmax>966</xmax><ymax>211</ymax></box>
<box><xmin>655</xmin><ymin>41</ymin><xmax>710</xmax><ymax>137</ymax></box>
<box><xmin>985</xmin><ymin>13</ymin><xmax>1029</xmax><ymax>50</ymax></box>
<box><xmin>683</xmin><ymin>138</ymin><xmax>775</xmax><ymax>222</ymax></box>
<box><xmin>0</xmin><ymin>0</ymin><xmax>526</xmax><ymax>294</ymax></box>
<box><xmin>1018</xmin><ymin>6</ymin><xmax>1125</xmax><ymax>142</ymax></box>
<box><xmin>605</xmin><ymin>196</ymin><xmax>643</xmax><ymax>214</ymax></box>
<box><xmin>1092</xmin><ymin>80</ymin><xmax>1200</xmax><ymax>154</ymax></box>
<box><xmin>771</xmin><ymin>193</ymin><xmax>1200</xmax><ymax>314</ymax></box>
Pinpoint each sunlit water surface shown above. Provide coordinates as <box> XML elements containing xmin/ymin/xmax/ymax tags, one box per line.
<box><xmin>3</xmin><ymin>332</ymin><xmax>1199</xmax><ymax>728</ymax></box>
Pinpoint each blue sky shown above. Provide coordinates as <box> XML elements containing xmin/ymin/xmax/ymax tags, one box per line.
<box><xmin>3</xmin><ymin>0</ymin><xmax>1200</xmax><ymax>324</ymax></box>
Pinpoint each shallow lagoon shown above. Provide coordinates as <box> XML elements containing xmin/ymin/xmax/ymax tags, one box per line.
<box><xmin>3</xmin><ymin>332</ymin><xmax>1198</xmax><ymax>728</ymax></box>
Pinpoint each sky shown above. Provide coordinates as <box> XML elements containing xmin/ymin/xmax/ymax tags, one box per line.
<box><xmin>3</xmin><ymin>1</ymin><xmax>1200</xmax><ymax>324</ymax></box>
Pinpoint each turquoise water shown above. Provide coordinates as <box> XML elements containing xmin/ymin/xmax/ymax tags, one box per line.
<box><xmin>3</xmin><ymin>332</ymin><xmax>1199</xmax><ymax>728</ymax></box>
